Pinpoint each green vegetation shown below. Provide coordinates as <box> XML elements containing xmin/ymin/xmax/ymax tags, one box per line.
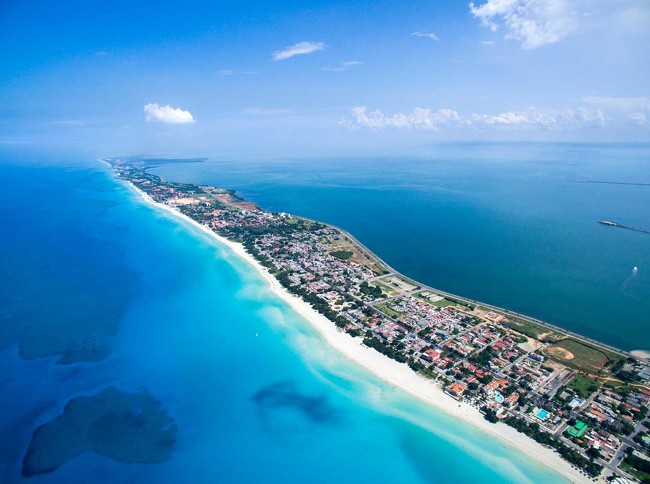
<box><xmin>429</xmin><ymin>298</ymin><xmax>456</xmax><ymax>308</ymax></box>
<box><xmin>504</xmin><ymin>317</ymin><xmax>559</xmax><ymax>340</ymax></box>
<box><xmin>482</xmin><ymin>406</ymin><xmax>499</xmax><ymax>423</ymax></box>
<box><xmin>603</xmin><ymin>379</ymin><xmax>633</xmax><ymax>392</ymax></box>
<box><xmin>330</xmin><ymin>250</ymin><xmax>353</xmax><ymax>260</ymax></box>
<box><xmin>442</xmin><ymin>297</ymin><xmax>475</xmax><ymax>310</ymax></box>
<box><xmin>566</xmin><ymin>374</ymin><xmax>599</xmax><ymax>399</ymax></box>
<box><xmin>470</xmin><ymin>347</ymin><xmax>495</xmax><ymax>367</ymax></box>
<box><xmin>359</xmin><ymin>281</ymin><xmax>384</xmax><ymax>298</ymax></box>
<box><xmin>546</xmin><ymin>338</ymin><xmax>624</xmax><ymax>373</ymax></box>
<box><xmin>372</xmin><ymin>280</ymin><xmax>399</xmax><ymax>296</ymax></box>
<box><xmin>363</xmin><ymin>335</ymin><xmax>407</xmax><ymax>364</ymax></box>
<box><xmin>621</xmin><ymin>454</ymin><xmax>650</xmax><ymax>483</ymax></box>
<box><xmin>375</xmin><ymin>303</ymin><xmax>401</xmax><ymax>319</ymax></box>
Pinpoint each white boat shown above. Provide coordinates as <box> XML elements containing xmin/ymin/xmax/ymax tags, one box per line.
<box><xmin>633</xmin><ymin>266</ymin><xmax>638</xmax><ymax>273</ymax></box>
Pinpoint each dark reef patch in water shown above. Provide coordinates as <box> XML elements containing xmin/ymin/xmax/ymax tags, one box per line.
<box><xmin>22</xmin><ymin>387</ymin><xmax>177</xmax><ymax>476</ymax></box>
<box><xmin>252</xmin><ymin>381</ymin><xmax>342</xmax><ymax>429</ymax></box>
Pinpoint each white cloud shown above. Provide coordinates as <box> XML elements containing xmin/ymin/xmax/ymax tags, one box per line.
<box><xmin>272</xmin><ymin>41</ymin><xmax>325</xmax><ymax>61</ymax></box>
<box><xmin>481</xmin><ymin>40</ymin><xmax>495</xmax><ymax>45</ymax></box>
<box><xmin>469</xmin><ymin>0</ymin><xmax>581</xmax><ymax>48</ymax></box>
<box><xmin>340</xmin><ymin>102</ymin><xmax>647</xmax><ymax>132</ymax></box>
<box><xmin>411</xmin><ymin>31</ymin><xmax>440</xmax><ymax>41</ymax></box>
<box><xmin>144</xmin><ymin>103</ymin><xmax>195</xmax><ymax>124</ymax></box>
<box><xmin>469</xmin><ymin>0</ymin><xmax>650</xmax><ymax>48</ymax></box>
<box><xmin>341</xmin><ymin>107</ymin><xmax>461</xmax><ymax>131</ymax></box>
<box><xmin>322</xmin><ymin>61</ymin><xmax>362</xmax><ymax>72</ymax></box>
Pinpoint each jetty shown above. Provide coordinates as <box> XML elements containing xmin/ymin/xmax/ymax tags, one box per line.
<box><xmin>598</xmin><ymin>220</ymin><xmax>650</xmax><ymax>235</ymax></box>
<box><xmin>576</xmin><ymin>180</ymin><xmax>650</xmax><ymax>187</ymax></box>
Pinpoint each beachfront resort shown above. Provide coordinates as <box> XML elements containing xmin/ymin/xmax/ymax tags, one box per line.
<box><xmin>109</xmin><ymin>157</ymin><xmax>650</xmax><ymax>482</ymax></box>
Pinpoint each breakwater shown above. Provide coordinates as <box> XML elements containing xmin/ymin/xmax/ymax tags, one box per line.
<box><xmin>598</xmin><ymin>220</ymin><xmax>650</xmax><ymax>235</ymax></box>
<box><xmin>577</xmin><ymin>180</ymin><xmax>650</xmax><ymax>187</ymax></box>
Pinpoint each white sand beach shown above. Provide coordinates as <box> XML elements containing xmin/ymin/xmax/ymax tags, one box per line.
<box><xmin>631</xmin><ymin>350</ymin><xmax>650</xmax><ymax>361</ymax></box>
<box><xmin>127</xmin><ymin>181</ymin><xmax>592</xmax><ymax>483</ymax></box>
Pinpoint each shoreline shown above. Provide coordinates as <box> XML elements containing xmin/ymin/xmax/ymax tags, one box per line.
<box><xmin>123</xmin><ymin>180</ymin><xmax>590</xmax><ymax>483</ymax></box>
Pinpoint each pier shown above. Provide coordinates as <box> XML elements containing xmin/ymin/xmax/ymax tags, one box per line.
<box><xmin>598</xmin><ymin>220</ymin><xmax>650</xmax><ymax>235</ymax></box>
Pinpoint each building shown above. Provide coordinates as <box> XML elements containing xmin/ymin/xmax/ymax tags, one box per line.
<box><xmin>566</xmin><ymin>420</ymin><xmax>588</xmax><ymax>438</ymax></box>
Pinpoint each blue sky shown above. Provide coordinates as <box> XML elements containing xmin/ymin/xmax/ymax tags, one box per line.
<box><xmin>1</xmin><ymin>0</ymin><xmax>649</xmax><ymax>158</ymax></box>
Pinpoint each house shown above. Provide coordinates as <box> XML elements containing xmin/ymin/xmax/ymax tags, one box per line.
<box><xmin>422</xmin><ymin>349</ymin><xmax>441</xmax><ymax>362</ymax></box>
<box><xmin>446</xmin><ymin>383</ymin><xmax>467</xmax><ymax>399</ymax></box>
<box><xmin>589</xmin><ymin>409</ymin><xmax>606</xmax><ymax>422</ymax></box>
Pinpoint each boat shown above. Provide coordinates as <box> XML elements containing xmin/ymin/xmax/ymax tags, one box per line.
<box><xmin>633</xmin><ymin>266</ymin><xmax>638</xmax><ymax>273</ymax></box>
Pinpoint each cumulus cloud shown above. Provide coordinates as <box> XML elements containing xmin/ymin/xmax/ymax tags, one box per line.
<box><xmin>581</xmin><ymin>97</ymin><xmax>650</xmax><ymax>126</ymax></box>
<box><xmin>144</xmin><ymin>103</ymin><xmax>195</xmax><ymax>124</ymax></box>
<box><xmin>321</xmin><ymin>61</ymin><xmax>362</xmax><ymax>72</ymax></box>
<box><xmin>411</xmin><ymin>31</ymin><xmax>440</xmax><ymax>41</ymax></box>
<box><xmin>272</xmin><ymin>41</ymin><xmax>325</xmax><ymax>61</ymax></box>
<box><xmin>629</xmin><ymin>112</ymin><xmax>648</xmax><ymax>125</ymax></box>
<box><xmin>341</xmin><ymin>107</ymin><xmax>460</xmax><ymax>131</ymax></box>
<box><xmin>340</xmin><ymin>102</ymin><xmax>647</xmax><ymax>132</ymax></box>
<box><xmin>469</xmin><ymin>0</ymin><xmax>581</xmax><ymax>48</ymax></box>
<box><xmin>469</xmin><ymin>0</ymin><xmax>650</xmax><ymax>48</ymax></box>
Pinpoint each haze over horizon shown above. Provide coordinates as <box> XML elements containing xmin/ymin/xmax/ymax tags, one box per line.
<box><xmin>1</xmin><ymin>0</ymin><xmax>649</xmax><ymax>158</ymax></box>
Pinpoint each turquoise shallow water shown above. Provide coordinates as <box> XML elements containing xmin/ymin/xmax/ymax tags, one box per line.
<box><xmin>151</xmin><ymin>142</ymin><xmax>650</xmax><ymax>352</ymax></box>
<box><xmin>0</xmin><ymin>154</ymin><xmax>565</xmax><ymax>482</ymax></box>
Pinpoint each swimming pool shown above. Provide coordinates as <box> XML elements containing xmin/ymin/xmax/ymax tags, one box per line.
<box><xmin>535</xmin><ymin>409</ymin><xmax>549</xmax><ymax>420</ymax></box>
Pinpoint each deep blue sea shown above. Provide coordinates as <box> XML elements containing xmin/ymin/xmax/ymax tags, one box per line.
<box><xmin>152</xmin><ymin>143</ymin><xmax>650</xmax><ymax>352</ymax></box>
<box><xmin>0</xmin><ymin>151</ymin><xmax>567</xmax><ymax>483</ymax></box>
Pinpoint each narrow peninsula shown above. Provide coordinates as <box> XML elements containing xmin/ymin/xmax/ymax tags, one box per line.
<box><xmin>107</xmin><ymin>157</ymin><xmax>650</xmax><ymax>483</ymax></box>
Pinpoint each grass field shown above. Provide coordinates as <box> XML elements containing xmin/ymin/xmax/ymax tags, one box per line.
<box><xmin>429</xmin><ymin>298</ymin><xmax>456</xmax><ymax>308</ymax></box>
<box><xmin>329</xmin><ymin>250</ymin><xmax>353</xmax><ymax>260</ymax></box>
<box><xmin>505</xmin><ymin>317</ymin><xmax>562</xmax><ymax>341</ymax></box>
<box><xmin>546</xmin><ymin>339</ymin><xmax>622</xmax><ymax>373</ymax></box>
<box><xmin>375</xmin><ymin>303</ymin><xmax>401</xmax><ymax>319</ymax></box>
<box><xmin>566</xmin><ymin>374</ymin><xmax>598</xmax><ymax>398</ymax></box>
<box><xmin>371</xmin><ymin>281</ymin><xmax>400</xmax><ymax>297</ymax></box>
<box><xmin>444</xmin><ymin>297</ymin><xmax>475</xmax><ymax>311</ymax></box>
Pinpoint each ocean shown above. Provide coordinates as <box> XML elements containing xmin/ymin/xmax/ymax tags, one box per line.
<box><xmin>0</xmin><ymin>150</ymin><xmax>567</xmax><ymax>483</ymax></box>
